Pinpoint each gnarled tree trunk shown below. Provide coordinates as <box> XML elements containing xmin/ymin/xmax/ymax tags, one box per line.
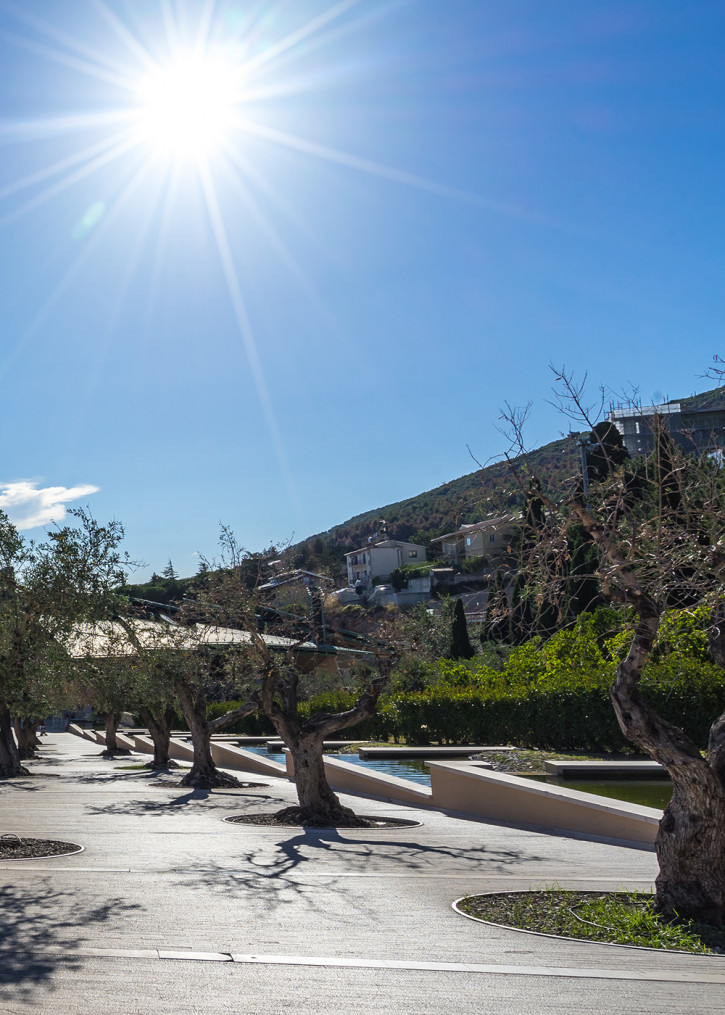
<box><xmin>653</xmin><ymin>762</ymin><xmax>725</xmax><ymax>925</ymax></box>
<box><xmin>102</xmin><ymin>711</ymin><xmax>126</xmax><ymax>756</ymax></box>
<box><xmin>278</xmin><ymin>731</ymin><xmax>359</xmax><ymax>826</ymax></box>
<box><xmin>139</xmin><ymin>705</ymin><xmax>177</xmax><ymax>769</ymax></box>
<box><xmin>610</xmin><ymin>600</ymin><xmax>725</xmax><ymax>925</ymax></box>
<box><xmin>176</xmin><ymin>683</ymin><xmax>218</xmax><ymax>788</ymax></box>
<box><xmin>14</xmin><ymin>717</ymin><xmax>39</xmax><ymax>760</ymax></box>
<box><xmin>175</xmin><ymin>682</ymin><xmax>255</xmax><ymax>789</ymax></box>
<box><xmin>0</xmin><ymin>707</ymin><xmax>28</xmax><ymax>777</ymax></box>
<box><xmin>261</xmin><ymin>660</ymin><xmax>390</xmax><ymax>827</ymax></box>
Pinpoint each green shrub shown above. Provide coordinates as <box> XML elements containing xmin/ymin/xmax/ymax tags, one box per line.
<box><xmin>206</xmin><ymin>607</ymin><xmax>725</xmax><ymax>749</ymax></box>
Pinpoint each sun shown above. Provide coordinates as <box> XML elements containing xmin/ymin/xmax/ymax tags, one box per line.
<box><xmin>134</xmin><ymin>53</ymin><xmax>239</xmax><ymax>161</ymax></box>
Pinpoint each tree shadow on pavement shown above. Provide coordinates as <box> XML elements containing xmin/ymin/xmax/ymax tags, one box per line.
<box><xmin>83</xmin><ymin>787</ymin><xmax>279</xmax><ymax>816</ymax></box>
<box><xmin>271</xmin><ymin>828</ymin><xmax>542</xmax><ymax>877</ymax></box>
<box><xmin>170</xmin><ymin>856</ymin><xmax>351</xmax><ymax>920</ymax></box>
<box><xmin>0</xmin><ymin>879</ymin><xmax>143</xmax><ymax>1002</ymax></box>
<box><xmin>0</xmin><ymin>778</ymin><xmax>42</xmax><ymax>792</ymax></box>
<box><xmin>171</xmin><ymin>830</ymin><xmax>544</xmax><ymax>919</ymax></box>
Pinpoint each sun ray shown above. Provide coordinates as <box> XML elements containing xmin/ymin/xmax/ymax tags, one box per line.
<box><xmin>217</xmin><ymin>147</ymin><xmax>347</xmax><ymax>351</ymax></box>
<box><xmin>192</xmin><ymin>0</ymin><xmax>217</xmax><ymax>61</ymax></box>
<box><xmin>197</xmin><ymin>158</ymin><xmax>302</xmax><ymax>518</ymax></box>
<box><xmin>0</xmin><ymin>25</ymin><xmax>135</xmax><ymax>92</ymax></box>
<box><xmin>0</xmin><ymin>0</ymin><xmax>140</xmax><ymax>83</ymax></box>
<box><xmin>84</xmin><ymin>174</ymin><xmax>168</xmax><ymax>401</ymax></box>
<box><xmin>0</xmin><ymin>130</ymin><xmax>142</xmax><ymax>229</ymax></box>
<box><xmin>221</xmin><ymin>142</ymin><xmax>325</xmax><ymax>254</ymax></box>
<box><xmin>0</xmin><ymin>109</ymin><xmax>136</xmax><ymax>143</ymax></box>
<box><xmin>160</xmin><ymin>0</ymin><xmax>183</xmax><ymax>56</ymax></box>
<box><xmin>233</xmin><ymin>117</ymin><xmax>551</xmax><ymax>225</ymax></box>
<box><xmin>240</xmin><ymin>0</ymin><xmax>366</xmax><ymax>80</ymax></box>
<box><xmin>83</xmin><ymin>175</ymin><xmax>165</xmax><ymax>408</ymax></box>
<box><xmin>216</xmin><ymin>150</ymin><xmax>316</xmax><ymax>294</ymax></box>
<box><xmin>91</xmin><ymin>0</ymin><xmax>158</xmax><ymax>73</ymax></box>
<box><xmin>0</xmin><ymin>155</ymin><xmax>158</xmax><ymax>381</ymax></box>
<box><xmin>0</xmin><ymin>134</ymin><xmax>128</xmax><ymax>201</ymax></box>
<box><xmin>139</xmin><ymin>160</ymin><xmax>185</xmax><ymax>341</ymax></box>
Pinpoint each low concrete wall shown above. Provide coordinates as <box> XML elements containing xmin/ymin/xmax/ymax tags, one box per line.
<box><xmin>359</xmin><ymin>746</ymin><xmax>495</xmax><ymax>760</ymax></box>
<box><xmin>115</xmin><ymin>732</ymin><xmax>137</xmax><ymax>751</ymax></box>
<box><xmin>68</xmin><ymin>723</ymin><xmax>96</xmax><ymax>742</ymax></box>
<box><xmin>266</xmin><ymin>740</ymin><xmax>360</xmax><ymax>752</ymax></box>
<box><xmin>133</xmin><ymin>735</ymin><xmax>154</xmax><ymax>754</ymax></box>
<box><xmin>285</xmin><ymin>751</ymin><xmax>432</xmax><ymax>809</ymax></box>
<box><xmin>210</xmin><ymin>742</ymin><xmax>285</xmax><ymax>777</ymax></box>
<box><xmin>168</xmin><ymin>737</ymin><xmax>195</xmax><ymax>762</ymax></box>
<box><xmin>94</xmin><ymin>731</ymin><xmax>106</xmax><ymax>745</ymax></box>
<box><xmin>427</xmin><ymin>762</ymin><xmax>659</xmax><ymax>845</ymax></box>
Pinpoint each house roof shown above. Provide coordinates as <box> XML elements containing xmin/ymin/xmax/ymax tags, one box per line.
<box><xmin>344</xmin><ymin>539</ymin><xmax>425</xmax><ymax>557</ymax></box>
<box><xmin>64</xmin><ymin>618</ymin><xmax>370</xmax><ymax>660</ymax></box>
<box><xmin>431</xmin><ymin>515</ymin><xmax>515</xmax><ymax>543</ymax></box>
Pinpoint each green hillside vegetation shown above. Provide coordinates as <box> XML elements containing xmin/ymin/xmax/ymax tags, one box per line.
<box><xmin>669</xmin><ymin>386</ymin><xmax>725</xmax><ymax>411</ymax></box>
<box><xmin>124</xmin><ymin>383</ymin><xmax>725</xmax><ymax>593</ymax></box>
<box><xmin>291</xmin><ymin>433</ymin><xmax>581</xmax><ymax>573</ymax></box>
<box><xmin>291</xmin><ymin>384</ymin><xmax>725</xmax><ymax>574</ymax></box>
<box><xmin>119</xmin><ymin>432</ymin><xmax>580</xmax><ymax>599</ymax></box>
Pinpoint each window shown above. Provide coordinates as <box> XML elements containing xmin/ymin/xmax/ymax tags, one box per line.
<box><xmin>408</xmin><ymin>550</ymin><xmax>418</xmax><ymax>558</ymax></box>
<box><xmin>466</xmin><ymin>537</ymin><xmax>471</xmax><ymax>546</ymax></box>
<box><xmin>489</xmin><ymin>534</ymin><xmax>496</xmax><ymax>543</ymax></box>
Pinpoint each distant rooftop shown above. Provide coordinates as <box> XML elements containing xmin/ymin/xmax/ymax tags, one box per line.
<box><xmin>610</xmin><ymin>402</ymin><xmax>681</xmax><ymax>419</ymax></box>
<box><xmin>432</xmin><ymin>515</ymin><xmax>514</xmax><ymax>543</ymax></box>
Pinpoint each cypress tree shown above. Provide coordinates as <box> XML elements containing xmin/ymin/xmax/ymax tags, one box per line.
<box><xmin>448</xmin><ymin>597</ymin><xmax>475</xmax><ymax>659</ymax></box>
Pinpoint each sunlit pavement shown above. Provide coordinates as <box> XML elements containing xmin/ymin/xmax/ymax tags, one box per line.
<box><xmin>1</xmin><ymin>733</ymin><xmax>723</xmax><ymax>1014</ymax></box>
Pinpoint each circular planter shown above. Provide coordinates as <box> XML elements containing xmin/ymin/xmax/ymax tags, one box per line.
<box><xmin>224</xmin><ymin>813</ymin><xmax>422</xmax><ymax>829</ymax></box>
<box><xmin>0</xmin><ymin>837</ymin><xmax>84</xmax><ymax>860</ymax></box>
<box><xmin>451</xmin><ymin>891</ymin><xmax>723</xmax><ymax>955</ymax></box>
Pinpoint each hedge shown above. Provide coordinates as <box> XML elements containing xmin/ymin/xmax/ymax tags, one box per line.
<box><xmin>205</xmin><ymin>667</ymin><xmax>725</xmax><ymax>752</ymax></box>
<box><xmin>201</xmin><ymin>610</ymin><xmax>725</xmax><ymax>751</ymax></box>
<box><xmin>374</xmin><ymin>675</ymin><xmax>725</xmax><ymax>751</ymax></box>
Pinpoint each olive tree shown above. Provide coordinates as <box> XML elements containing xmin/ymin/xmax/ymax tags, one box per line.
<box><xmin>499</xmin><ymin>371</ymin><xmax>725</xmax><ymax>924</ymax></box>
<box><xmin>81</xmin><ymin>615</ymin><xmax>259</xmax><ymax>785</ymax></box>
<box><xmin>0</xmin><ymin>509</ymin><xmax>128</xmax><ymax>778</ymax></box>
<box><xmin>183</xmin><ymin>530</ymin><xmax>393</xmax><ymax>825</ymax></box>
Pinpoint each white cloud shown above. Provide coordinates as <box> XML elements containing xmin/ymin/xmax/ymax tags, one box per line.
<box><xmin>0</xmin><ymin>481</ymin><xmax>100</xmax><ymax>530</ymax></box>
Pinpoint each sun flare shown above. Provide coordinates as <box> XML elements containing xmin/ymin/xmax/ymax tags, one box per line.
<box><xmin>135</xmin><ymin>53</ymin><xmax>239</xmax><ymax>160</ymax></box>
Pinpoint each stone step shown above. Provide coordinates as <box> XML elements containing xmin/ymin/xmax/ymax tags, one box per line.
<box><xmin>544</xmin><ymin>759</ymin><xmax>669</xmax><ymax>780</ymax></box>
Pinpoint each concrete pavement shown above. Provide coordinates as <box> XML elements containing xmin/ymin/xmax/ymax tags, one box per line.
<box><xmin>0</xmin><ymin>733</ymin><xmax>723</xmax><ymax>1014</ymax></box>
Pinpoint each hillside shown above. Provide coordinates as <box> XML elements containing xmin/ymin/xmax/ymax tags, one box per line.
<box><xmin>298</xmin><ymin>432</ymin><xmax>582</xmax><ymax>558</ymax></box>
<box><xmin>293</xmin><ymin>383</ymin><xmax>725</xmax><ymax>572</ymax></box>
<box><xmin>127</xmin><ymin>383</ymin><xmax>725</xmax><ymax>593</ymax></box>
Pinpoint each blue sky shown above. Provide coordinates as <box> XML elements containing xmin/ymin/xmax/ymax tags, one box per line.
<box><xmin>1</xmin><ymin>0</ymin><xmax>724</xmax><ymax>578</ymax></box>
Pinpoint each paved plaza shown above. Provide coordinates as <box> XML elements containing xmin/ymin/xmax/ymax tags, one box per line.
<box><xmin>1</xmin><ymin>733</ymin><xmax>724</xmax><ymax>1014</ymax></box>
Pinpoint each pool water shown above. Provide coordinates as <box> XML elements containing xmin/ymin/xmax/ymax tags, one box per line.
<box><xmin>241</xmin><ymin>745</ymin><xmax>431</xmax><ymax>785</ymax></box>
<box><xmin>561</xmin><ymin>779</ymin><xmax>671</xmax><ymax>809</ymax></box>
<box><xmin>238</xmin><ymin>746</ymin><xmax>672</xmax><ymax>804</ymax></box>
<box><xmin>524</xmin><ymin>773</ymin><xmax>672</xmax><ymax>809</ymax></box>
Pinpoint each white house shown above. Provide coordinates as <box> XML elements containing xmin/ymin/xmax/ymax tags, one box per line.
<box><xmin>345</xmin><ymin>539</ymin><xmax>427</xmax><ymax>588</ymax></box>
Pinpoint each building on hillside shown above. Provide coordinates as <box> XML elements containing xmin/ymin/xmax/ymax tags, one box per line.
<box><xmin>431</xmin><ymin>515</ymin><xmax>516</xmax><ymax>566</ymax></box>
<box><xmin>609</xmin><ymin>395</ymin><xmax>725</xmax><ymax>457</ymax></box>
<box><xmin>345</xmin><ymin>539</ymin><xmax>426</xmax><ymax>588</ymax></box>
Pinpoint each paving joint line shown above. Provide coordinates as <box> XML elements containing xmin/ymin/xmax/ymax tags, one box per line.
<box><xmin>0</xmin><ymin>866</ymin><xmax>656</xmax><ymax>881</ymax></box>
<box><xmin>1</xmin><ymin>946</ymin><xmax>724</xmax><ymax>982</ymax></box>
